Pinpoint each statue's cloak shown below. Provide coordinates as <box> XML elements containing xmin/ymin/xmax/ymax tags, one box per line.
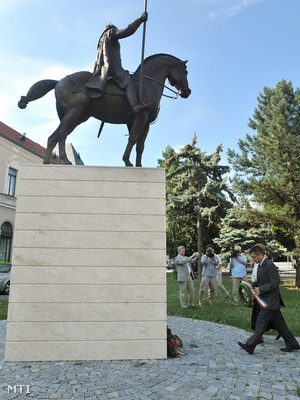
<box><xmin>85</xmin><ymin>27</ymin><xmax>114</xmax><ymax>98</ymax></box>
<box><xmin>85</xmin><ymin>26</ymin><xmax>130</xmax><ymax>99</ymax></box>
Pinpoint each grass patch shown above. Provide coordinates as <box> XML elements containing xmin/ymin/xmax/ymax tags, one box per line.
<box><xmin>0</xmin><ymin>300</ymin><xmax>8</xmax><ymax>320</ymax></box>
<box><xmin>167</xmin><ymin>272</ymin><xmax>300</xmax><ymax>336</ymax></box>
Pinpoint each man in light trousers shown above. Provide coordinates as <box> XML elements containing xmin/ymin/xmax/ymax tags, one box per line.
<box><xmin>208</xmin><ymin>254</ymin><xmax>229</xmax><ymax>299</ymax></box>
<box><xmin>174</xmin><ymin>246</ymin><xmax>199</xmax><ymax>308</ymax></box>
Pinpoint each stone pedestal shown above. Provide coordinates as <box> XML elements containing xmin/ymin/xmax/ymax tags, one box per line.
<box><xmin>5</xmin><ymin>165</ymin><xmax>166</xmax><ymax>361</ymax></box>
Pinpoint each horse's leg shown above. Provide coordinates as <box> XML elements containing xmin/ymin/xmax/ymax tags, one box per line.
<box><xmin>44</xmin><ymin>101</ymin><xmax>68</xmax><ymax>164</ymax></box>
<box><xmin>122</xmin><ymin>112</ymin><xmax>148</xmax><ymax>167</ymax></box>
<box><xmin>43</xmin><ymin>106</ymin><xmax>86</xmax><ymax>164</ymax></box>
<box><xmin>123</xmin><ymin>122</ymin><xmax>134</xmax><ymax>167</ymax></box>
<box><xmin>136</xmin><ymin>123</ymin><xmax>150</xmax><ymax>167</ymax></box>
<box><xmin>44</xmin><ymin>129</ymin><xmax>71</xmax><ymax>165</ymax></box>
<box><xmin>56</xmin><ymin>104</ymin><xmax>70</xmax><ymax>164</ymax></box>
<box><xmin>44</xmin><ymin>128</ymin><xmax>62</xmax><ymax>164</ymax></box>
<box><xmin>58</xmin><ymin>138</ymin><xmax>70</xmax><ymax>164</ymax></box>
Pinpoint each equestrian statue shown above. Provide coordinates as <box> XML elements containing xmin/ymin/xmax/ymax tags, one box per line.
<box><xmin>18</xmin><ymin>11</ymin><xmax>191</xmax><ymax>167</ymax></box>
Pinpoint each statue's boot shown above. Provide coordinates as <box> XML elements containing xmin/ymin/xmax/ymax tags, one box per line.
<box><xmin>132</xmin><ymin>103</ymin><xmax>149</xmax><ymax>114</ymax></box>
<box><xmin>125</xmin><ymin>80</ymin><xmax>150</xmax><ymax>114</ymax></box>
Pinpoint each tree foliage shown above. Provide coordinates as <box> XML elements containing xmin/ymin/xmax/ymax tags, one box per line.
<box><xmin>159</xmin><ymin>134</ymin><xmax>233</xmax><ymax>265</ymax></box>
<box><xmin>215</xmin><ymin>202</ymin><xmax>283</xmax><ymax>261</ymax></box>
<box><xmin>227</xmin><ymin>80</ymin><xmax>300</xmax><ymax>286</ymax></box>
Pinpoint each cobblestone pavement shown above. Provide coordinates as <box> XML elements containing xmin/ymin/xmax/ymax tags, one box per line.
<box><xmin>0</xmin><ymin>317</ymin><xmax>299</xmax><ymax>400</ymax></box>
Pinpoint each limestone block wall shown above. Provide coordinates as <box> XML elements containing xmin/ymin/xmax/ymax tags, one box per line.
<box><xmin>5</xmin><ymin>165</ymin><xmax>166</xmax><ymax>361</ymax></box>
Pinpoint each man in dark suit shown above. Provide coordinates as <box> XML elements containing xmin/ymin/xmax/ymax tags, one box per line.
<box><xmin>238</xmin><ymin>245</ymin><xmax>299</xmax><ymax>354</ymax></box>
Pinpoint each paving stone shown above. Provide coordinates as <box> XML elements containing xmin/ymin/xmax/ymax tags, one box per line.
<box><xmin>1</xmin><ymin>318</ymin><xmax>300</xmax><ymax>399</ymax></box>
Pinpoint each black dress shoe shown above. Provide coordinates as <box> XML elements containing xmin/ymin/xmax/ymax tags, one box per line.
<box><xmin>275</xmin><ymin>333</ymin><xmax>281</xmax><ymax>341</ymax></box>
<box><xmin>280</xmin><ymin>345</ymin><xmax>300</xmax><ymax>352</ymax></box>
<box><xmin>238</xmin><ymin>341</ymin><xmax>254</xmax><ymax>355</ymax></box>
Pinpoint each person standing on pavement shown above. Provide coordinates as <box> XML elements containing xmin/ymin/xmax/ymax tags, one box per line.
<box><xmin>238</xmin><ymin>245</ymin><xmax>300</xmax><ymax>354</ymax></box>
<box><xmin>199</xmin><ymin>245</ymin><xmax>219</xmax><ymax>306</ymax></box>
<box><xmin>230</xmin><ymin>245</ymin><xmax>248</xmax><ymax>306</ymax></box>
<box><xmin>174</xmin><ymin>246</ymin><xmax>199</xmax><ymax>309</ymax></box>
<box><xmin>208</xmin><ymin>254</ymin><xmax>229</xmax><ymax>299</ymax></box>
<box><xmin>250</xmin><ymin>243</ymin><xmax>280</xmax><ymax>343</ymax></box>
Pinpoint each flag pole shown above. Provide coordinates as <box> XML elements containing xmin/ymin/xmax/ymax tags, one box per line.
<box><xmin>139</xmin><ymin>0</ymin><xmax>147</xmax><ymax>104</ymax></box>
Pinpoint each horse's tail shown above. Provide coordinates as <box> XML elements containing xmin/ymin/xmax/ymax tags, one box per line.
<box><xmin>18</xmin><ymin>79</ymin><xmax>58</xmax><ymax>109</ymax></box>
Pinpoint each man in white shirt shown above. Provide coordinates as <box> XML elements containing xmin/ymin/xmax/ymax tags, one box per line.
<box><xmin>208</xmin><ymin>254</ymin><xmax>229</xmax><ymax>299</ymax></box>
<box><xmin>230</xmin><ymin>245</ymin><xmax>248</xmax><ymax>306</ymax></box>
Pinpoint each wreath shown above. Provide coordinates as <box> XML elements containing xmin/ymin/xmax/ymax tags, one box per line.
<box><xmin>167</xmin><ymin>327</ymin><xmax>184</xmax><ymax>358</ymax></box>
<box><xmin>238</xmin><ymin>282</ymin><xmax>253</xmax><ymax>308</ymax></box>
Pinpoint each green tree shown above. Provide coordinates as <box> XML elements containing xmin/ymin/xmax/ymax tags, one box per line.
<box><xmin>228</xmin><ymin>80</ymin><xmax>300</xmax><ymax>287</ymax></box>
<box><xmin>164</xmin><ymin>134</ymin><xmax>233</xmax><ymax>275</ymax></box>
<box><xmin>215</xmin><ymin>203</ymin><xmax>283</xmax><ymax>261</ymax></box>
<box><xmin>158</xmin><ymin>145</ymin><xmax>186</xmax><ymax>257</ymax></box>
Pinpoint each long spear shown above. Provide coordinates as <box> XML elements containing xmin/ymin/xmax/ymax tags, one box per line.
<box><xmin>139</xmin><ymin>0</ymin><xmax>148</xmax><ymax>104</ymax></box>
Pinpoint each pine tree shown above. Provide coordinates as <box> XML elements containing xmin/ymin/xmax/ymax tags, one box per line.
<box><xmin>164</xmin><ymin>134</ymin><xmax>233</xmax><ymax>276</ymax></box>
<box><xmin>215</xmin><ymin>204</ymin><xmax>282</xmax><ymax>261</ymax></box>
<box><xmin>228</xmin><ymin>80</ymin><xmax>300</xmax><ymax>287</ymax></box>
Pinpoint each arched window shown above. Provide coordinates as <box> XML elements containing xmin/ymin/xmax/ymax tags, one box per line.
<box><xmin>0</xmin><ymin>222</ymin><xmax>13</xmax><ymax>263</ymax></box>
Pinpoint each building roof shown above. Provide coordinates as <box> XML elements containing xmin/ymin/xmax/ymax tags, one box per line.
<box><xmin>0</xmin><ymin>121</ymin><xmax>63</xmax><ymax>164</ymax></box>
<box><xmin>53</xmin><ymin>143</ymin><xmax>85</xmax><ymax>165</ymax></box>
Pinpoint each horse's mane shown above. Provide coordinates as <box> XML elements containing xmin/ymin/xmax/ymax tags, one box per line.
<box><xmin>134</xmin><ymin>53</ymin><xmax>182</xmax><ymax>74</ymax></box>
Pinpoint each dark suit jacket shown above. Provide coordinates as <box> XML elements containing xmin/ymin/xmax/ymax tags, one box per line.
<box><xmin>252</xmin><ymin>258</ymin><xmax>284</xmax><ymax>310</ymax></box>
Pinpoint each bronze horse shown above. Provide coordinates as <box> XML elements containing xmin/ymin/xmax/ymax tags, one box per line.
<box><xmin>18</xmin><ymin>53</ymin><xmax>191</xmax><ymax>167</ymax></box>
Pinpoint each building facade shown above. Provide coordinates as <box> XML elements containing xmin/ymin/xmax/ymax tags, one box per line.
<box><xmin>0</xmin><ymin>121</ymin><xmax>83</xmax><ymax>263</ymax></box>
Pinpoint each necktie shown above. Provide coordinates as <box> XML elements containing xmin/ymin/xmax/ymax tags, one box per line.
<box><xmin>257</xmin><ymin>263</ymin><xmax>261</xmax><ymax>277</ymax></box>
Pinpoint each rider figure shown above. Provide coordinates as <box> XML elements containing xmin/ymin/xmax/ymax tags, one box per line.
<box><xmin>86</xmin><ymin>12</ymin><xmax>148</xmax><ymax>114</ymax></box>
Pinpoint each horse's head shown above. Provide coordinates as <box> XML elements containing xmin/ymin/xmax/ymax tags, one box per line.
<box><xmin>167</xmin><ymin>60</ymin><xmax>191</xmax><ymax>99</ymax></box>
